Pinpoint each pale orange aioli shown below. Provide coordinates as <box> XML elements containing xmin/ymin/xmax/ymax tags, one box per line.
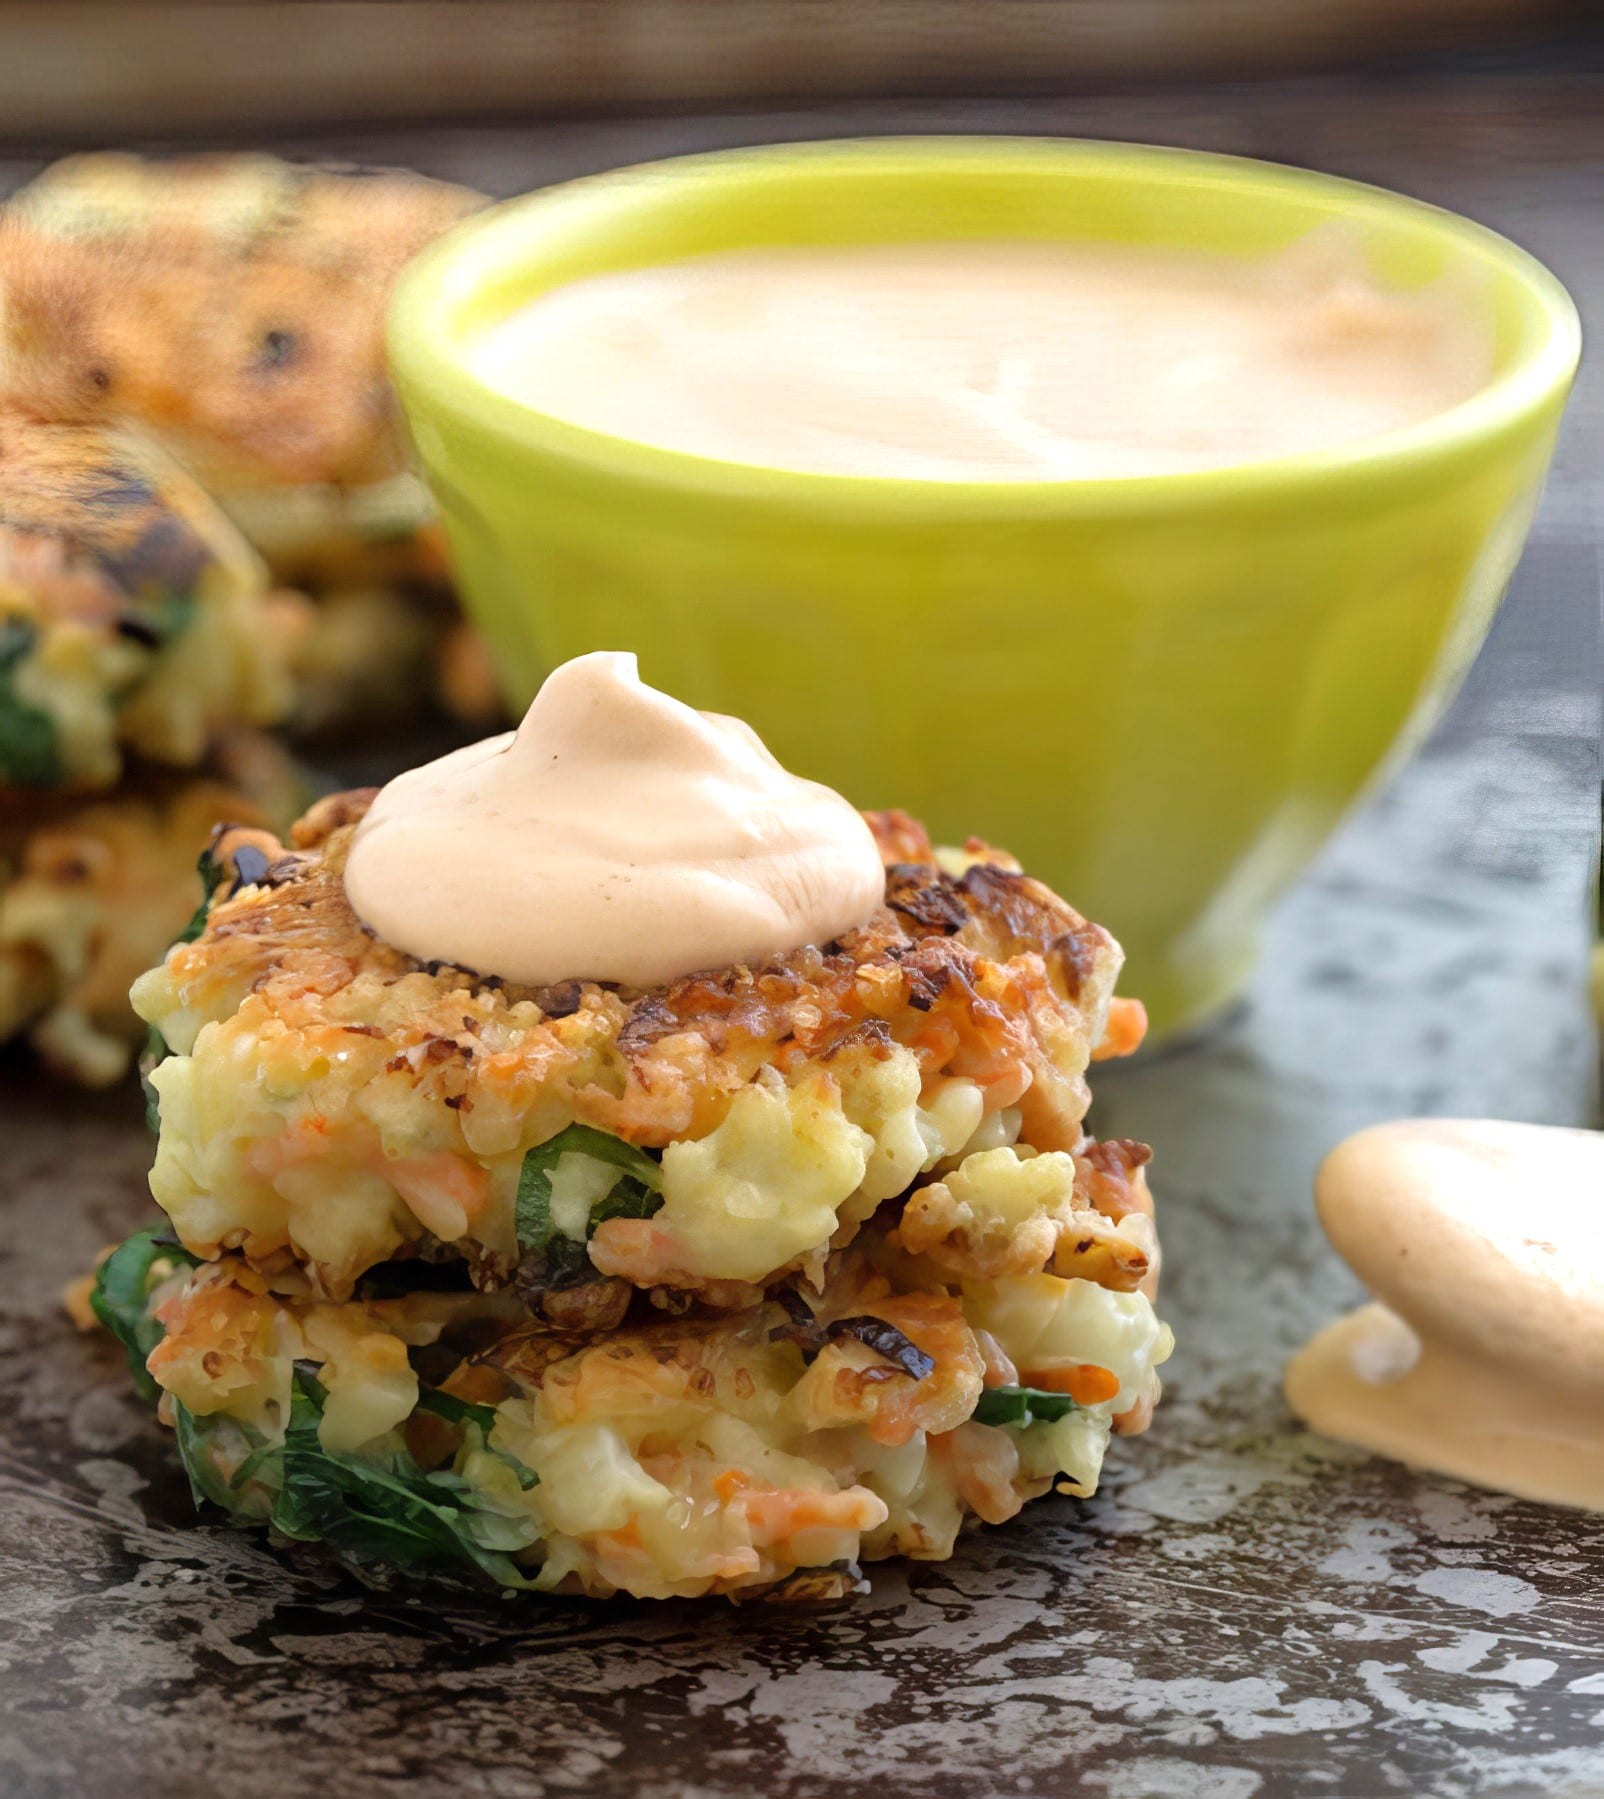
<box><xmin>343</xmin><ymin>651</ymin><xmax>886</xmax><ymax>988</ymax></box>
<box><xmin>468</xmin><ymin>235</ymin><xmax>1492</xmax><ymax>479</ymax></box>
<box><xmin>1285</xmin><ymin>1119</ymin><xmax>1604</xmax><ymax>1510</ymax></box>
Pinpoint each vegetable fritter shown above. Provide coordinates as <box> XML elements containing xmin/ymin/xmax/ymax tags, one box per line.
<box><xmin>1</xmin><ymin>735</ymin><xmax>306</xmax><ymax>1083</ymax></box>
<box><xmin>133</xmin><ymin>800</ymin><xmax>1145</xmax><ymax>1298</ymax></box>
<box><xmin>0</xmin><ymin>414</ymin><xmax>294</xmax><ymax>789</ymax></box>
<box><xmin>0</xmin><ymin>154</ymin><xmax>493</xmax><ymax>729</ymax></box>
<box><xmin>1</xmin><ymin>153</ymin><xmax>484</xmax><ymax>492</ymax></box>
<box><xmin>94</xmin><ymin>796</ymin><xmax>1170</xmax><ymax>1601</ymax></box>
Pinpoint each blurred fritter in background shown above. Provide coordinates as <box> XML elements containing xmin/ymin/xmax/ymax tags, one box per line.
<box><xmin>0</xmin><ymin>144</ymin><xmax>490</xmax><ymax>1080</ymax></box>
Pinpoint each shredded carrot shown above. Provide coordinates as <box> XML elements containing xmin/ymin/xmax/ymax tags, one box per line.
<box><xmin>713</xmin><ymin>1469</ymin><xmax>750</xmax><ymax>1504</ymax></box>
<box><xmin>1091</xmin><ymin>997</ymin><xmax>1148</xmax><ymax>1062</ymax></box>
<box><xmin>384</xmin><ymin>1150</ymin><xmax>491</xmax><ymax>1240</ymax></box>
<box><xmin>1022</xmin><ymin>1363</ymin><xmax>1121</xmax><ymax>1405</ymax></box>
<box><xmin>738</xmin><ymin>1487</ymin><xmax>872</xmax><ymax>1539</ymax></box>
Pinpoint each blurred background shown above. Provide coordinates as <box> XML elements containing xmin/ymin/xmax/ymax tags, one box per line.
<box><xmin>0</xmin><ymin>2</ymin><xmax>1593</xmax><ymax>133</ymax></box>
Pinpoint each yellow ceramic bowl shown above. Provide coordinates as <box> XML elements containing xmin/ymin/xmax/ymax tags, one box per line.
<box><xmin>389</xmin><ymin>138</ymin><xmax>1579</xmax><ymax>1038</ymax></box>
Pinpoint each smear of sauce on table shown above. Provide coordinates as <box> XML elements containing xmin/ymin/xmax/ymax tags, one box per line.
<box><xmin>1285</xmin><ymin>1118</ymin><xmax>1604</xmax><ymax>1509</ymax></box>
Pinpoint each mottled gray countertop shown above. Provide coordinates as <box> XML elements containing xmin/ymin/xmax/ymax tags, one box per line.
<box><xmin>2</xmin><ymin>46</ymin><xmax>1602</xmax><ymax>1799</ymax></box>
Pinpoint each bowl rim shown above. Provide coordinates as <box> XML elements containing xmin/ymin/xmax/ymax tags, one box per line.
<box><xmin>390</xmin><ymin>135</ymin><xmax>1582</xmax><ymax>519</ymax></box>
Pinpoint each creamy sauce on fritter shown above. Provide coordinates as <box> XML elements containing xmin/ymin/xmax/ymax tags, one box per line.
<box><xmin>469</xmin><ymin>237</ymin><xmax>1493</xmax><ymax>479</ymax></box>
<box><xmin>343</xmin><ymin>650</ymin><xmax>885</xmax><ymax>988</ymax></box>
<box><xmin>1284</xmin><ymin>1119</ymin><xmax>1604</xmax><ymax>1509</ymax></box>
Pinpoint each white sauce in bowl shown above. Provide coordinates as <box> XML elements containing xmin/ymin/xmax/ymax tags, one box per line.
<box><xmin>469</xmin><ymin>236</ymin><xmax>1492</xmax><ymax>479</ymax></box>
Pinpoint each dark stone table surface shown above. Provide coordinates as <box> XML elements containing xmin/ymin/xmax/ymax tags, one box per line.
<box><xmin>1</xmin><ymin>41</ymin><xmax>1601</xmax><ymax>1799</ymax></box>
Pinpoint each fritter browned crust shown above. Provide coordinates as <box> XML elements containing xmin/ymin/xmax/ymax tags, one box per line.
<box><xmin>111</xmin><ymin>774</ymin><xmax>1168</xmax><ymax>1604</ymax></box>
<box><xmin>158</xmin><ymin>795</ymin><xmax>1138</xmax><ymax>1159</ymax></box>
<box><xmin>0</xmin><ymin>413</ymin><xmax>234</xmax><ymax>610</ymax></box>
<box><xmin>0</xmin><ymin>412</ymin><xmax>297</xmax><ymax>791</ymax></box>
<box><xmin>0</xmin><ymin>157</ymin><xmax>484</xmax><ymax>489</ymax></box>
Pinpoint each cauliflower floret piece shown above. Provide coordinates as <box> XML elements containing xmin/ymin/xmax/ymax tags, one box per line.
<box><xmin>900</xmin><ymin>1146</ymin><xmax>1079</xmax><ymax>1278</ymax></box>
<box><xmin>964</xmin><ymin>1273</ymin><xmax>1173</xmax><ymax>1414</ymax></box>
<box><xmin>301</xmin><ymin>1309</ymin><xmax>419</xmax><ymax>1454</ymax></box>
<box><xmin>653</xmin><ymin>1069</ymin><xmax>873</xmax><ymax>1282</ymax></box>
<box><xmin>519</xmin><ymin>1417</ymin><xmax>676</xmax><ymax>1538</ymax></box>
<box><xmin>1016</xmin><ymin>1409</ymin><xmax>1113</xmax><ymax>1496</ymax></box>
<box><xmin>834</xmin><ymin>1051</ymin><xmax>987</xmax><ymax>1213</ymax></box>
<box><xmin>900</xmin><ymin>1145</ymin><xmax>1157</xmax><ymax>1288</ymax></box>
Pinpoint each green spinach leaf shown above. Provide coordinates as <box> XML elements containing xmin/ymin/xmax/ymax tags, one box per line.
<box><xmin>414</xmin><ymin>1387</ymin><xmax>498</xmax><ymax>1431</ymax></box>
<box><xmin>174</xmin><ymin>846</ymin><xmax>225</xmax><ymax>946</ymax></box>
<box><xmin>139</xmin><ymin>1025</ymin><xmax>170</xmax><ymax>1134</ymax></box>
<box><xmin>970</xmin><ymin>1385</ymin><xmax>1083</xmax><ymax>1430</ymax></box>
<box><xmin>90</xmin><ymin>1226</ymin><xmax>198</xmax><ymax>1400</ymax></box>
<box><xmin>171</xmin><ymin>1399</ymin><xmax>248</xmax><ymax>1510</ymax></box>
<box><xmin>415</xmin><ymin>1387</ymin><xmax>538</xmax><ymax>1490</ymax></box>
<box><xmin>272</xmin><ymin>1368</ymin><xmax>539</xmax><ymax>1589</ymax></box>
<box><xmin>514</xmin><ymin>1124</ymin><xmax>663</xmax><ymax>1281</ymax></box>
<box><xmin>0</xmin><ymin>619</ymin><xmax>61</xmax><ymax>787</ymax></box>
<box><xmin>95</xmin><ymin>1232</ymin><xmax>542</xmax><ymax>1590</ymax></box>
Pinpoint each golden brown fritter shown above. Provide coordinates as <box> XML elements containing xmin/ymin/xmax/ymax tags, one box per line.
<box><xmin>103</xmin><ymin>789</ymin><xmax>1170</xmax><ymax>1603</ymax></box>
<box><xmin>130</xmin><ymin>793</ymin><xmax>1149</xmax><ymax>1302</ymax></box>
<box><xmin>0</xmin><ymin>156</ymin><xmax>484</xmax><ymax>490</ymax></box>
<box><xmin>1</xmin><ymin>155</ymin><xmax>494</xmax><ymax>732</ymax></box>
<box><xmin>149</xmin><ymin>796</ymin><xmax>1139</xmax><ymax>1156</ymax></box>
<box><xmin>1</xmin><ymin>411</ymin><xmax>241</xmax><ymax>596</ymax></box>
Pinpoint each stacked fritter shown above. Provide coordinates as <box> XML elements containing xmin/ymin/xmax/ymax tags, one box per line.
<box><xmin>0</xmin><ymin>415</ymin><xmax>305</xmax><ymax>1081</ymax></box>
<box><xmin>0</xmin><ymin>153</ymin><xmax>495</xmax><ymax>1078</ymax></box>
<box><xmin>93</xmin><ymin>796</ymin><xmax>1170</xmax><ymax>1601</ymax></box>
<box><xmin>0</xmin><ymin>152</ymin><xmax>492</xmax><ymax>730</ymax></box>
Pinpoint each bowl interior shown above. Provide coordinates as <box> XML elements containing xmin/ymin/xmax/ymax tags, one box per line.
<box><xmin>398</xmin><ymin>137</ymin><xmax>1578</xmax><ymax>494</ymax></box>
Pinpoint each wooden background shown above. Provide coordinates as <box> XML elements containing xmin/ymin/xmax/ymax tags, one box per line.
<box><xmin>0</xmin><ymin>0</ymin><xmax>1581</xmax><ymax>137</ymax></box>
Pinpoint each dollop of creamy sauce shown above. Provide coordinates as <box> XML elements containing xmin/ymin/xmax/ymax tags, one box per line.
<box><xmin>1285</xmin><ymin>1118</ymin><xmax>1604</xmax><ymax>1510</ymax></box>
<box><xmin>343</xmin><ymin>651</ymin><xmax>886</xmax><ymax>988</ymax></box>
<box><xmin>469</xmin><ymin>234</ymin><xmax>1492</xmax><ymax>479</ymax></box>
